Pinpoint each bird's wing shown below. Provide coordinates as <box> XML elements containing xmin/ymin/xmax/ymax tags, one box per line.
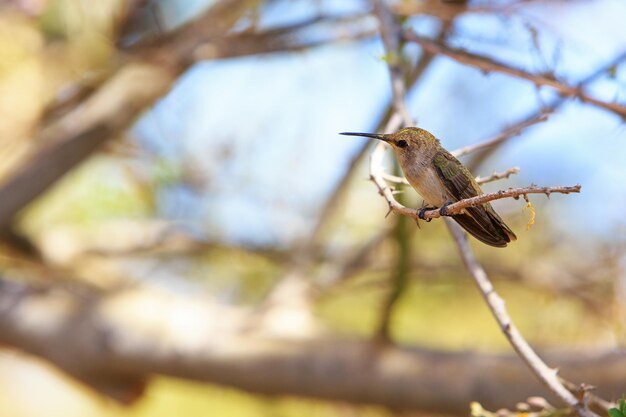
<box><xmin>433</xmin><ymin>151</ymin><xmax>481</xmax><ymax>201</ymax></box>
<box><xmin>433</xmin><ymin>151</ymin><xmax>514</xmax><ymax>247</ymax></box>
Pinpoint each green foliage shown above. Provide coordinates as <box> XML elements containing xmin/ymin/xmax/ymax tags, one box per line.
<box><xmin>21</xmin><ymin>157</ymin><xmax>152</xmax><ymax>234</ymax></box>
<box><xmin>608</xmin><ymin>398</ymin><xmax>626</xmax><ymax>417</ymax></box>
<box><xmin>470</xmin><ymin>401</ymin><xmax>498</xmax><ymax>417</ymax></box>
<box><xmin>151</xmin><ymin>158</ymin><xmax>185</xmax><ymax>188</ymax></box>
<box><xmin>471</xmin><ymin>401</ymin><xmax>573</xmax><ymax>417</ymax></box>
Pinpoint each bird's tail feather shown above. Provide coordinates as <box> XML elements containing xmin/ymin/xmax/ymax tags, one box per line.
<box><xmin>452</xmin><ymin>211</ymin><xmax>515</xmax><ymax>248</ymax></box>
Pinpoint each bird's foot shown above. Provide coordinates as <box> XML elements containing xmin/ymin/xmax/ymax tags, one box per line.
<box><xmin>438</xmin><ymin>201</ymin><xmax>453</xmax><ymax>217</ymax></box>
<box><xmin>417</xmin><ymin>206</ymin><xmax>436</xmax><ymax>222</ymax></box>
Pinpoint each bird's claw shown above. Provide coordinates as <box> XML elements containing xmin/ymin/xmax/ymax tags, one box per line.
<box><xmin>418</xmin><ymin>207</ymin><xmax>434</xmax><ymax>222</ymax></box>
<box><xmin>439</xmin><ymin>202</ymin><xmax>453</xmax><ymax>217</ymax></box>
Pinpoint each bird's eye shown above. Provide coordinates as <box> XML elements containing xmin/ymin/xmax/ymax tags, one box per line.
<box><xmin>397</xmin><ymin>139</ymin><xmax>408</xmax><ymax>148</ymax></box>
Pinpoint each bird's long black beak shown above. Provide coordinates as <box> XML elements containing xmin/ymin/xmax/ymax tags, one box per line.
<box><xmin>340</xmin><ymin>132</ymin><xmax>388</xmax><ymax>142</ymax></box>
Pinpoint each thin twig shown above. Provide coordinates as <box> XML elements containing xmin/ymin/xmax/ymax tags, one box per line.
<box><xmin>383</xmin><ymin>166</ymin><xmax>520</xmax><ymax>186</ymax></box>
<box><xmin>393</xmin><ymin>0</ymin><xmax>538</xmax><ymax>21</ymax></box>
<box><xmin>371</xmin><ymin>0</ymin><xmax>415</xmax><ymax>341</ymax></box>
<box><xmin>402</xmin><ymin>30</ymin><xmax>626</xmax><ymax>119</ymax></box>
<box><xmin>370</xmin><ymin>179</ymin><xmax>580</xmax><ymax>223</ymax></box>
<box><xmin>420</xmin><ymin>184</ymin><xmax>581</xmax><ymax>220</ymax></box>
<box><xmin>191</xmin><ymin>15</ymin><xmax>376</xmax><ymax>61</ymax></box>
<box><xmin>452</xmin><ymin>114</ymin><xmax>550</xmax><ymax>158</ymax></box>
<box><xmin>446</xmin><ymin>221</ymin><xmax>599</xmax><ymax>417</ymax></box>
<box><xmin>455</xmin><ymin>50</ymin><xmax>626</xmax><ymax>170</ymax></box>
<box><xmin>373</xmin><ymin>0</ymin><xmax>413</xmax><ymax>127</ymax></box>
<box><xmin>381</xmin><ymin>173</ymin><xmax>411</xmax><ymax>185</ymax></box>
<box><xmin>559</xmin><ymin>378</ymin><xmax>616</xmax><ymax>413</ymax></box>
<box><xmin>475</xmin><ymin>167</ymin><xmax>521</xmax><ymax>184</ymax></box>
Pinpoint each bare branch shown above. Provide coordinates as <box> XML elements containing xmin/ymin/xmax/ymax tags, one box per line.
<box><xmin>457</xmin><ymin>49</ymin><xmax>626</xmax><ymax>171</ymax></box>
<box><xmin>0</xmin><ymin>278</ymin><xmax>624</xmax><ymax>412</ymax></box>
<box><xmin>402</xmin><ymin>30</ymin><xmax>626</xmax><ymax>119</ymax></box>
<box><xmin>369</xmin><ymin>0</ymin><xmax>419</xmax><ymax>342</ymax></box>
<box><xmin>0</xmin><ymin>125</ymin><xmax>110</xmax><ymax>233</ymax></box>
<box><xmin>0</xmin><ymin>63</ymin><xmax>177</xmax><ymax>234</ymax></box>
<box><xmin>475</xmin><ymin>167</ymin><xmax>521</xmax><ymax>184</ymax></box>
<box><xmin>373</xmin><ymin>0</ymin><xmax>414</xmax><ymax>127</ymax></box>
<box><xmin>419</xmin><ymin>184</ymin><xmax>581</xmax><ymax>221</ymax></box>
<box><xmin>559</xmin><ymin>378</ymin><xmax>617</xmax><ymax>413</ymax></box>
<box><xmin>131</xmin><ymin>0</ymin><xmax>260</xmax><ymax>67</ymax></box>
<box><xmin>446</xmin><ymin>221</ymin><xmax>599</xmax><ymax>417</ymax></box>
<box><xmin>191</xmin><ymin>14</ymin><xmax>376</xmax><ymax>61</ymax></box>
<box><xmin>372</xmin><ymin>166</ymin><xmax>580</xmax><ymax>224</ymax></box>
<box><xmin>383</xmin><ymin>166</ymin><xmax>520</xmax><ymax>187</ymax></box>
<box><xmin>452</xmin><ymin>113</ymin><xmax>550</xmax><ymax>158</ymax></box>
<box><xmin>393</xmin><ymin>0</ymin><xmax>539</xmax><ymax>21</ymax></box>
<box><xmin>0</xmin><ymin>2</ymin><xmax>256</xmax><ymax>234</ymax></box>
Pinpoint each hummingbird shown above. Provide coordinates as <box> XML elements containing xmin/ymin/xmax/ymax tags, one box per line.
<box><xmin>340</xmin><ymin>127</ymin><xmax>517</xmax><ymax>248</ymax></box>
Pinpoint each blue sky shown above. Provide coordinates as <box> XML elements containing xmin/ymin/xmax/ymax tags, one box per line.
<box><xmin>134</xmin><ymin>0</ymin><xmax>626</xmax><ymax>246</ymax></box>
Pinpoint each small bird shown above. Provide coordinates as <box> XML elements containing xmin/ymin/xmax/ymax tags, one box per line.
<box><xmin>340</xmin><ymin>127</ymin><xmax>516</xmax><ymax>247</ymax></box>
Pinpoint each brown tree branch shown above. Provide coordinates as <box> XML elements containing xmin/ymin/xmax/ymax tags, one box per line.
<box><xmin>446</xmin><ymin>221</ymin><xmax>599</xmax><ymax>417</ymax></box>
<box><xmin>0</xmin><ymin>278</ymin><xmax>624</xmax><ymax>413</ymax></box>
<box><xmin>402</xmin><ymin>30</ymin><xmax>626</xmax><ymax>119</ymax></box>
<box><xmin>0</xmin><ymin>63</ymin><xmax>176</xmax><ymax>234</ymax></box>
<box><xmin>0</xmin><ymin>125</ymin><xmax>112</xmax><ymax>233</ymax></box>
<box><xmin>0</xmin><ymin>1</ymin><xmax>255</xmax><ymax>234</ymax></box>
<box><xmin>370</xmin><ymin>0</ymin><xmax>419</xmax><ymax>342</ymax></box>
<box><xmin>383</xmin><ymin>166</ymin><xmax>520</xmax><ymax>186</ymax></box>
<box><xmin>475</xmin><ymin>167</ymin><xmax>521</xmax><ymax>184</ymax></box>
<box><xmin>453</xmin><ymin>49</ymin><xmax>626</xmax><ymax>172</ymax></box>
<box><xmin>190</xmin><ymin>15</ymin><xmax>376</xmax><ymax>61</ymax></box>
<box><xmin>371</xmin><ymin>158</ymin><xmax>580</xmax><ymax>223</ymax></box>
<box><xmin>452</xmin><ymin>114</ymin><xmax>550</xmax><ymax>158</ymax></box>
<box><xmin>559</xmin><ymin>378</ymin><xmax>616</xmax><ymax>413</ymax></box>
<box><xmin>392</xmin><ymin>0</ymin><xmax>539</xmax><ymax>21</ymax></box>
<box><xmin>373</xmin><ymin>0</ymin><xmax>414</xmax><ymax>127</ymax></box>
<box><xmin>419</xmin><ymin>184</ymin><xmax>581</xmax><ymax>221</ymax></box>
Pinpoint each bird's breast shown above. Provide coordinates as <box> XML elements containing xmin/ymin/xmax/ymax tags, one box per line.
<box><xmin>403</xmin><ymin>163</ymin><xmax>450</xmax><ymax>207</ymax></box>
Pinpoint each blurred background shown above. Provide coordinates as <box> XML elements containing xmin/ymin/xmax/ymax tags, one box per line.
<box><xmin>0</xmin><ymin>0</ymin><xmax>625</xmax><ymax>416</ymax></box>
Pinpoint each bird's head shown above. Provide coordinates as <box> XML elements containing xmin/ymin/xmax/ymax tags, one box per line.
<box><xmin>340</xmin><ymin>127</ymin><xmax>439</xmax><ymax>153</ymax></box>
